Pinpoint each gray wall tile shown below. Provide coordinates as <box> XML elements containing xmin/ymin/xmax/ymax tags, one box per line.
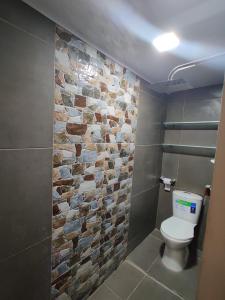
<box><xmin>183</xmin><ymin>97</ymin><xmax>221</xmax><ymax>122</ymax></box>
<box><xmin>164</xmin><ymin>130</ymin><xmax>181</xmax><ymax>144</ymax></box>
<box><xmin>0</xmin><ymin>0</ymin><xmax>55</xmax><ymax>44</ymax></box>
<box><xmin>177</xmin><ymin>155</ymin><xmax>213</xmax><ymax>194</ymax></box>
<box><xmin>157</xmin><ymin>85</ymin><xmax>221</xmax><ymax>249</ymax></box>
<box><xmin>132</xmin><ymin>145</ymin><xmax>162</xmax><ymax>196</ymax></box>
<box><xmin>0</xmin><ymin>2</ymin><xmax>54</xmax><ymax>299</ymax></box>
<box><xmin>182</xmin><ymin>86</ymin><xmax>222</xmax><ymax>122</ymax></box>
<box><xmin>129</xmin><ymin>81</ymin><xmax>165</xmax><ymax>251</ymax></box>
<box><xmin>0</xmin><ymin>238</ymin><xmax>51</xmax><ymax>300</ymax></box>
<box><xmin>0</xmin><ymin>149</ymin><xmax>52</xmax><ymax>261</ymax></box>
<box><xmin>166</xmin><ymin>94</ymin><xmax>184</xmax><ymax>122</ymax></box>
<box><xmin>136</xmin><ymin>87</ymin><xmax>164</xmax><ymax>145</ymax></box>
<box><xmin>128</xmin><ymin>186</ymin><xmax>159</xmax><ymax>251</ymax></box>
<box><xmin>180</xmin><ymin>130</ymin><xmax>218</xmax><ymax>147</ymax></box>
<box><xmin>0</xmin><ymin>20</ymin><xmax>54</xmax><ymax>149</ymax></box>
<box><xmin>156</xmin><ymin>185</ymin><xmax>173</xmax><ymax>228</ymax></box>
<box><xmin>161</xmin><ymin>153</ymin><xmax>179</xmax><ymax>179</ymax></box>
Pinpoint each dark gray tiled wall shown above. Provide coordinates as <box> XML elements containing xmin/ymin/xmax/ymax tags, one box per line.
<box><xmin>128</xmin><ymin>82</ymin><xmax>165</xmax><ymax>252</ymax></box>
<box><xmin>0</xmin><ymin>1</ymin><xmax>54</xmax><ymax>299</ymax></box>
<box><xmin>156</xmin><ymin>85</ymin><xmax>223</xmax><ymax>250</ymax></box>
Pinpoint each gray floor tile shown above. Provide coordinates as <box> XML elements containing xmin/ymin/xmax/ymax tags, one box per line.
<box><xmin>151</xmin><ymin>229</ymin><xmax>163</xmax><ymax>241</ymax></box>
<box><xmin>89</xmin><ymin>284</ymin><xmax>120</xmax><ymax>300</ymax></box>
<box><xmin>129</xmin><ymin>277</ymin><xmax>181</xmax><ymax>300</ymax></box>
<box><xmin>149</xmin><ymin>257</ymin><xmax>199</xmax><ymax>300</ymax></box>
<box><xmin>127</xmin><ymin>235</ymin><xmax>163</xmax><ymax>271</ymax></box>
<box><xmin>105</xmin><ymin>261</ymin><xmax>144</xmax><ymax>299</ymax></box>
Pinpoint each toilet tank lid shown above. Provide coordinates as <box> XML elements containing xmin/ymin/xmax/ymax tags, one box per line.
<box><xmin>161</xmin><ymin>217</ymin><xmax>195</xmax><ymax>240</ymax></box>
<box><xmin>173</xmin><ymin>190</ymin><xmax>202</xmax><ymax>201</ymax></box>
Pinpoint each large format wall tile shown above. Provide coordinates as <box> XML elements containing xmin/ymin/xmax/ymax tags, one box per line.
<box><xmin>157</xmin><ymin>85</ymin><xmax>222</xmax><ymax>249</ymax></box>
<box><xmin>136</xmin><ymin>87</ymin><xmax>164</xmax><ymax>145</ymax></box>
<box><xmin>0</xmin><ymin>148</ymin><xmax>52</xmax><ymax>261</ymax></box>
<box><xmin>0</xmin><ymin>0</ymin><xmax>55</xmax><ymax>44</ymax></box>
<box><xmin>177</xmin><ymin>155</ymin><xmax>213</xmax><ymax>195</ymax></box>
<box><xmin>183</xmin><ymin>86</ymin><xmax>222</xmax><ymax>122</ymax></box>
<box><xmin>166</xmin><ymin>94</ymin><xmax>184</xmax><ymax>122</ymax></box>
<box><xmin>132</xmin><ymin>145</ymin><xmax>162</xmax><ymax>196</ymax></box>
<box><xmin>156</xmin><ymin>185</ymin><xmax>173</xmax><ymax>228</ymax></box>
<box><xmin>180</xmin><ymin>130</ymin><xmax>218</xmax><ymax>147</ymax></box>
<box><xmin>52</xmin><ymin>26</ymin><xmax>140</xmax><ymax>300</ymax></box>
<box><xmin>0</xmin><ymin>238</ymin><xmax>51</xmax><ymax>300</ymax></box>
<box><xmin>0</xmin><ymin>20</ymin><xmax>54</xmax><ymax>149</ymax></box>
<box><xmin>128</xmin><ymin>186</ymin><xmax>159</xmax><ymax>252</ymax></box>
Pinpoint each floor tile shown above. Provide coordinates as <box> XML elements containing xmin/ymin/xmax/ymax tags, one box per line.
<box><xmin>89</xmin><ymin>284</ymin><xmax>120</xmax><ymax>300</ymax></box>
<box><xmin>105</xmin><ymin>261</ymin><xmax>144</xmax><ymax>299</ymax></box>
<box><xmin>129</xmin><ymin>277</ymin><xmax>181</xmax><ymax>300</ymax></box>
<box><xmin>149</xmin><ymin>257</ymin><xmax>199</xmax><ymax>300</ymax></box>
<box><xmin>127</xmin><ymin>235</ymin><xmax>163</xmax><ymax>271</ymax></box>
<box><xmin>151</xmin><ymin>229</ymin><xmax>163</xmax><ymax>241</ymax></box>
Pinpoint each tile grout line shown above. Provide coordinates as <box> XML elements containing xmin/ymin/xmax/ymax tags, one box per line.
<box><xmin>132</xmin><ymin>183</ymin><xmax>160</xmax><ymax>198</ymax></box>
<box><xmin>0</xmin><ymin>16</ymin><xmax>52</xmax><ymax>46</ymax></box>
<box><xmin>126</xmin><ymin>256</ymin><xmax>185</xmax><ymax>300</ymax></box>
<box><xmin>147</xmin><ymin>256</ymin><xmax>185</xmax><ymax>300</ymax></box>
<box><xmin>147</xmin><ymin>274</ymin><xmax>185</xmax><ymax>300</ymax></box>
<box><xmin>0</xmin><ymin>147</ymin><xmax>53</xmax><ymax>151</ymax></box>
<box><xmin>126</xmin><ymin>276</ymin><xmax>146</xmax><ymax>300</ymax></box>
<box><xmin>135</xmin><ymin>144</ymin><xmax>162</xmax><ymax>147</ymax></box>
<box><xmin>103</xmin><ymin>283</ymin><xmax>123</xmax><ymax>299</ymax></box>
<box><xmin>146</xmin><ymin>255</ymin><xmax>161</xmax><ymax>272</ymax></box>
<box><xmin>0</xmin><ymin>235</ymin><xmax>51</xmax><ymax>264</ymax></box>
<box><xmin>126</xmin><ymin>259</ymin><xmax>152</xmax><ymax>278</ymax></box>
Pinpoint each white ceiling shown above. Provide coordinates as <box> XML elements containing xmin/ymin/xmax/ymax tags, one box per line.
<box><xmin>23</xmin><ymin>0</ymin><xmax>225</xmax><ymax>90</ymax></box>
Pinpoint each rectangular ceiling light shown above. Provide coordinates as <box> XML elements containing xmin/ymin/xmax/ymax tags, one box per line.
<box><xmin>153</xmin><ymin>32</ymin><xmax>180</xmax><ymax>52</ymax></box>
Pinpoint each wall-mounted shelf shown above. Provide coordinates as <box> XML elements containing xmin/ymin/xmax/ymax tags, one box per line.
<box><xmin>162</xmin><ymin>144</ymin><xmax>216</xmax><ymax>157</ymax></box>
<box><xmin>163</xmin><ymin>121</ymin><xmax>219</xmax><ymax>130</ymax></box>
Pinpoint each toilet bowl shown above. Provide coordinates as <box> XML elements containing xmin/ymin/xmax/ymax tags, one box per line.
<box><xmin>160</xmin><ymin>190</ymin><xmax>202</xmax><ymax>272</ymax></box>
<box><xmin>160</xmin><ymin>216</ymin><xmax>194</xmax><ymax>272</ymax></box>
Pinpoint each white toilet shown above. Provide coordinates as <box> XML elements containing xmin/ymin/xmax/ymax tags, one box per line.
<box><xmin>160</xmin><ymin>190</ymin><xmax>203</xmax><ymax>272</ymax></box>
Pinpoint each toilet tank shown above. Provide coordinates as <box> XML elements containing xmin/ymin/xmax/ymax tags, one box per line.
<box><xmin>173</xmin><ymin>190</ymin><xmax>203</xmax><ymax>224</ymax></box>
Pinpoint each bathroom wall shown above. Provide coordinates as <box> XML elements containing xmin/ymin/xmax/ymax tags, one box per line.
<box><xmin>156</xmin><ymin>85</ymin><xmax>222</xmax><ymax>250</ymax></box>
<box><xmin>0</xmin><ymin>2</ymin><xmax>165</xmax><ymax>299</ymax></box>
<box><xmin>128</xmin><ymin>82</ymin><xmax>165</xmax><ymax>252</ymax></box>
<box><xmin>52</xmin><ymin>26</ymin><xmax>142</xmax><ymax>299</ymax></box>
<box><xmin>0</xmin><ymin>0</ymin><xmax>54</xmax><ymax>299</ymax></box>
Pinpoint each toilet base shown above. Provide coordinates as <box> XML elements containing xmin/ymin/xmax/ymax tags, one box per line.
<box><xmin>162</xmin><ymin>245</ymin><xmax>189</xmax><ymax>272</ymax></box>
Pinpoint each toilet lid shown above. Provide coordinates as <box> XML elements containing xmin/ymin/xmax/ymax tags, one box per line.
<box><xmin>161</xmin><ymin>217</ymin><xmax>195</xmax><ymax>240</ymax></box>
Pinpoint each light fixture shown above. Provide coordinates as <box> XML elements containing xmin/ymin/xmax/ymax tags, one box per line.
<box><xmin>152</xmin><ymin>32</ymin><xmax>180</xmax><ymax>52</ymax></box>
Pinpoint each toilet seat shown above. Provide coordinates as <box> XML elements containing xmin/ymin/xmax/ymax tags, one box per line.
<box><xmin>161</xmin><ymin>216</ymin><xmax>195</xmax><ymax>241</ymax></box>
